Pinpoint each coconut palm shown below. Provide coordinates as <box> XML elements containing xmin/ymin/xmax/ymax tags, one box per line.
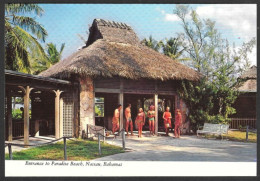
<box><xmin>141</xmin><ymin>35</ymin><xmax>162</xmax><ymax>52</ymax></box>
<box><xmin>31</xmin><ymin>43</ymin><xmax>65</xmax><ymax>74</ymax></box>
<box><xmin>5</xmin><ymin>4</ymin><xmax>48</xmax><ymax>73</ymax></box>
<box><xmin>162</xmin><ymin>37</ymin><xmax>188</xmax><ymax>61</ymax></box>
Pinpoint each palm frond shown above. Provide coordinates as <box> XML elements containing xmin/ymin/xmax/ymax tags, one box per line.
<box><xmin>5</xmin><ymin>4</ymin><xmax>44</xmax><ymax>17</ymax></box>
<box><xmin>12</xmin><ymin>14</ymin><xmax>47</xmax><ymax>42</ymax></box>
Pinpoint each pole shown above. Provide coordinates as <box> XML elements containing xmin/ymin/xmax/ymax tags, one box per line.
<box><xmin>98</xmin><ymin>133</ymin><xmax>101</xmax><ymax>155</ymax></box>
<box><xmin>246</xmin><ymin>125</ymin><xmax>249</xmax><ymax>142</ymax></box>
<box><xmin>122</xmin><ymin>129</ymin><xmax>125</xmax><ymax>149</ymax></box>
<box><xmin>8</xmin><ymin>144</ymin><xmax>13</xmax><ymax>160</ymax></box>
<box><xmin>63</xmin><ymin>137</ymin><xmax>67</xmax><ymax>160</ymax></box>
<box><xmin>103</xmin><ymin>128</ymin><xmax>105</xmax><ymax>142</ymax></box>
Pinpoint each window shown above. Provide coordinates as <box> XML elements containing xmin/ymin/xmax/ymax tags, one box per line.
<box><xmin>95</xmin><ymin>97</ymin><xmax>104</xmax><ymax>117</ymax></box>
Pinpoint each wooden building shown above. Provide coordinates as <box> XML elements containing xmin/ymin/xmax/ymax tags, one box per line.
<box><xmin>39</xmin><ymin>19</ymin><xmax>200</xmax><ymax>137</ymax></box>
<box><xmin>5</xmin><ymin>70</ymin><xmax>78</xmax><ymax>144</ymax></box>
<box><xmin>230</xmin><ymin>66</ymin><xmax>257</xmax><ymax>128</ymax></box>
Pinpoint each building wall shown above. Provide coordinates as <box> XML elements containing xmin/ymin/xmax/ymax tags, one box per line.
<box><xmin>232</xmin><ymin>93</ymin><xmax>256</xmax><ymax>118</ymax></box>
<box><xmin>79</xmin><ymin>77</ymin><xmax>95</xmax><ymax>137</ymax></box>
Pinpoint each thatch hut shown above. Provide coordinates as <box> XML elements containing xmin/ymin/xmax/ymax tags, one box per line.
<box><xmin>40</xmin><ymin>19</ymin><xmax>200</xmax><ymax>137</ymax></box>
<box><xmin>230</xmin><ymin>65</ymin><xmax>257</xmax><ymax>129</ymax></box>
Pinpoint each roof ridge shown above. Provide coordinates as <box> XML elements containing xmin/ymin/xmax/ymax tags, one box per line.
<box><xmin>94</xmin><ymin>18</ymin><xmax>132</xmax><ymax>30</ymax></box>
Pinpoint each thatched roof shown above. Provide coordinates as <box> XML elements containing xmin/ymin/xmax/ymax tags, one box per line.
<box><xmin>239</xmin><ymin>65</ymin><xmax>257</xmax><ymax>79</ymax></box>
<box><xmin>40</xmin><ymin>19</ymin><xmax>200</xmax><ymax>81</ymax></box>
<box><xmin>237</xmin><ymin>66</ymin><xmax>257</xmax><ymax>92</ymax></box>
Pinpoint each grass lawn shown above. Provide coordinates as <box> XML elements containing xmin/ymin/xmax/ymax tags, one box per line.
<box><xmin>224</xmin><ymin>130</ymin><xmax>257</xmax><ymax>143</ymax></box>
<box><xmin>204</xmin><ymin>130</ymin><xmax>257</xmax><ymax>143</ymax></box>
<box><xmin>5</xmin><ymin>139</ymin><xmax>124</xmax><ymax>160</ymax></box>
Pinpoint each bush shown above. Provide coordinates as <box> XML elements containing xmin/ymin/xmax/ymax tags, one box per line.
<box><xmin>12</xmin><ymin>108</ymin><xmax>31</xmax><ymax>119</ymax></box>
<box><xmin>12</xmin><ymin>109</ymin><xmax>22</xmax><ymax>119</ymax></box>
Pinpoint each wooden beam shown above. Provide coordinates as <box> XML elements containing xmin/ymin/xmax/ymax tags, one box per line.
<box><xmin>154</xmin><ymin>94</ymin><xmax>158</xmax><ymax>135</ymax></box>
<box><xmin>95</xmin><ymin>88</ymin><xmax>120</xmax><ymax>93</ymax></box>
<box><xmin>73</xmin><ymin>87</ymin><xmax>79</xmax><ymax>138</ymax></box>
<box><xmin>19</xmin><ymin>86</ymin><xmax>33</xmax><ymax>146</ymax></box>
<box><xmin>53</xmin><ymin>90</ymin><xmax>63</xmax><ymax>139</ymax></box>
<box><xmin>6</xmin><ymin>90</ymin><xmax>12</xmax><ymax>141</ymax></box>
<box><xmin>59</xmin><ymin>97</ymin><xmax>64</xmax><ymax>137</ymax></box>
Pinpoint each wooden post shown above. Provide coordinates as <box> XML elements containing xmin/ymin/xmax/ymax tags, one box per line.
<box><xmin>53</xmin><ymin>90</ymin><xmax>63</xmax><ymax>139</ymax></box>
<box><xmin>122</xmin><ymin>128</ymin><xmax>125</xmax><ymax>149</ymax></box>
<box><xmin>154</xmin><ymin>94</ymin><xmax>158</xmax><ymax>135</ymax></box>
<box><xmin>59</xmin><ymin>97</ymin><xmax>64</xmax><ymax>138</ymax></box>
<box><xmin>119</xmin><ymin>92</ymin><xmax>124</xmax><ymax>135</ymax></box>
<box><xmin>246</xmin><ymin>125</ymin><xmax>249</xmax><ymax>141</ymax></box>
<box><xmin>103</xmin><ymin>128</ymin><xmax>105</xmax><ymax>142</ymax></box>
<box><xmin>63</xmin><ymin>137</ymin><xmax>67</xmax><ymax>160</ymax></box>
<box><xmin>119</xmin><ymin>79</ymin><xmax>124</xmax><ymax>135</ymax></box>
<box><xmin>6</xmin><ymin>90</ymin><xmax>12</xmax><ymax>141</ymax></box>
<box><xmin>8</xmin><ymin>144</ymin><xmax>12</xmax><ymax>160</ymax></box>
<box><xmin>35</xmin><ymin>120</ymin><xmax>40</xmax><ymax>137</ymax></box>
<box><xmin>19</xmin><ymin>86</ymin><xmax>33</xmax><ymax>146</ymax></box>
<box><xmin>98</xmin><ymin>133</ymin><xmax>101</xmax><ymax>155</ymax></box>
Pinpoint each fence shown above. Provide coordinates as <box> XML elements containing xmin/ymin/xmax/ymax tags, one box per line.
<box><xmin>230</xmin><ymin>118</ymin><xmax>256</xmax><ymax>129</ymax></box>
<box><xmin>12</xmin><ymin>120</ymin><xmax>35</xmax><ymax>137</ymax></box>
<box><xmin>5</xmin><ymin>128</ymin><xmax>126</xmax><ymax>160</ymax></box>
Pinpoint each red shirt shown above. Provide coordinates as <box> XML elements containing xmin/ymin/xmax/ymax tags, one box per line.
<box><xmin>164</xmin><ymin>112</ymin><xmax>172</xmax><ymax>121</ymax></box>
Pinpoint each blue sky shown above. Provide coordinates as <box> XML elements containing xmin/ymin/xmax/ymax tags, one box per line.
<box><xmin>34</xmin><ymin>4</ymin><xmax>256</xmax><ymax>64</ymax></box>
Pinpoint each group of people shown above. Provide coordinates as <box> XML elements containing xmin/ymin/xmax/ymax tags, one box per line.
<box><xmin>112</xmin><ymin>103</ymin><xmax>182</xmax><ymax>138</ymax></box>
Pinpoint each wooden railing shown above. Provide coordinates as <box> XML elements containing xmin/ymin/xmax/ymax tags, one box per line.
<box><xmin>230</xmin><ymin>118</ymin><xmax>256</xmax><ymax>129</ymax></box>
<box><xmin>12</xmin><ymin>120</ymin><xmax>35</xmax><ymax>138</ymax></box>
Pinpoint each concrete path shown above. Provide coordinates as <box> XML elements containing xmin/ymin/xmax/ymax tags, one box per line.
<box><xmin>94</xmin><ymin>132</ymin><xmax>256</xmax><ymax>162</ymax></box>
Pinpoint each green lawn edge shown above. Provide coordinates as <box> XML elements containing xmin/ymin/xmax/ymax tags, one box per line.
<box><xmin>5</xmin><ymin>139</ymin><xmax>124</xmax><ymax>160</ymax></box>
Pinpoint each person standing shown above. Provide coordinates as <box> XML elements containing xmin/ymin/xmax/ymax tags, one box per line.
<box><xmin>125</xmin><ymin>103</ymin><xmax>133</xmax><ymax>136</ymax></box>
<box><xmin>112</xmin><ymin>104</ymin><xmax>122</xmax><ymax>134</ymax></box>
<box><xmin>147</xmin><ymin>105</ymin><xmax>155</xmax><ymax>135</ymax></box>
<box><xmin>163</xmin><ymin>107</ymin><xmax>172</xmax><ymax>136</ymax></box>
<box><xmin>174</xmin><ymin>109</ymin><xmax>182</xmax><ymax>138</ymax></box>
<box><xmin>135</xmin><ymin>108</ymin><xmax>146</xmax><ymax>138</ymax></box>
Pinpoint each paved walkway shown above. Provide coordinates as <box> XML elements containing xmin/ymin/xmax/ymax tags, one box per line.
<box><xmin>94</xmin><ymin>132</ymin><xmax>256</xmax><ymax>162</ymax></box>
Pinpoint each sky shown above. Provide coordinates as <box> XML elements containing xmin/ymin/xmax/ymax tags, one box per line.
<box><xmin>33</xmin><ymin>4</ymin><xmax>256</xmax><ymax>65</ymax></box>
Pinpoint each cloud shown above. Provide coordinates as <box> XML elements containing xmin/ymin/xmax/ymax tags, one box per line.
<box><xmin>195</xmin><ymin>4</ymin><xmax>256</xmax><ymax>41</ymax></box>
<box><xmin>157</xmin><ymin>4</ymin><xmax>256</xmax><ymax>42</ymax></box>
<box><xmin>165</xmin><ymin>14</ymin><xmax>180</xmax><ymax>22</ymax></box>
<box><xmin>155</xmin><ymin>6</ymin><xmax>180</xmax><ymax>22</ymax></box>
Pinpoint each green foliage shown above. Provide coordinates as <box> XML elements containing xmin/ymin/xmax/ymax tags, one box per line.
<box><xmin>174</xmin><ymin>5</ymin><xmax>256</xmax><ymax>130</ymax></box>
<box><xmin>12</xmin><ymin>108</ymin><xmax>31</xmax><ymax>119</ymax></box>
<box><xmin>5</xmin><ymin>4</ymin><xmax>48</xmax><ymax>73</ymax></box>
<box><xmin>12</xmin><ymin>108</ymin><xmax>22</xmax><ymax>119</ymax></box>
<box><xmin>161</xmin><ymin>37</ymin><xmax>188</xmax><ymax>61</ymax></box>
<box><xmin>32</xmin><ymin>42</ymin><xmax>65</xmax><ymax>74</ymax></box>
<box><xmin>141</xmin><ymin>35</ymin><xmax>163</xmax><ymax>52</ymax></box>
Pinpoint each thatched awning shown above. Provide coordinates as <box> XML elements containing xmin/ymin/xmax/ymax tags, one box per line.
<box><xmin>237</xmin><ymin>65</ymin><xmax>257</xmax><ymax>92</ymax></box>
<box><xmin>40</xmin><ymin>39</ymin><xmax>200</xmax><ymax>81</ymax></box>
<box><xmin>40</xmin><ymin>19</ymin><xmax>200</xmax><ymax>81</ymax></box>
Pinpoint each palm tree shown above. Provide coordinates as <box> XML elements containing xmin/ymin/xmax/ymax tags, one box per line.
<box><xmin>5</xmin><ymin>4</ymin><xmax>48</xmax><ymax>73</ymax></box>
<box><xmin>141</xmin><ymin>35</ymin><xmax>162</xmax><ymax>52</ymax></box>
<box><xmin>32</xmin><ymin>43</ymin><xmax>65</xmax><ymax>74</ymax></box>
<box><xmin>162</xmin><ymin>37</ymin><xmax>188</xmax><ymax>61</ymax></box>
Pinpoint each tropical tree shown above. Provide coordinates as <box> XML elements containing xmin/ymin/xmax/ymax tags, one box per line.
<box><xmin>5</xmin><ymin>4</ymin><xmax>48</xmax><ymax>73</ymax></box>
<box><xmin>31</xmin><ymin>43</ymin><xmax>65</xmax><ymax>74</ymax></box>
<box><xmin>161</xmin><ymin>37</ymin><xmax>188</xmax><ymax>61</ymax></box>
<box><xmin>141</xmin><ymin>35</ymin><xmax>162</xmax><ymax>52</ymax></box>
<box><xmin>173</xmin><ymin>5</ymin><xmax>256</xmax><ymax>129</ymax></box>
